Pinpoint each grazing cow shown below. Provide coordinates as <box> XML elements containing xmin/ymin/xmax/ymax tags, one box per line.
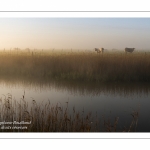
<box><xmin>95</xmin><ymin>48</ymin><xmax>104</xmax><ymax>54</ymax></box>
<box><xmin>125</xmin><ymin>47</ymin><xmax>135</xmax><ymax>53</ymax></box>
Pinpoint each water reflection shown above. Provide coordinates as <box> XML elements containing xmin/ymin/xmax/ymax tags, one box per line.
<box><xmin>0</xmin><ymin>79</ymin><xmax>150</xmax><ymax>132</ymax></box>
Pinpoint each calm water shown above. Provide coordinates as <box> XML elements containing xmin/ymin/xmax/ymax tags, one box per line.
<box><xmin>0</xmin><ymin>80</ymin><xmax>150</xmax><ymax>132</ymax></box>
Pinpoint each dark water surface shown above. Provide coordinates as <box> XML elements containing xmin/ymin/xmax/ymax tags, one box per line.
<box><xmin>0</xmin><ymin>80</ymin><xmax>150</xmax><ymax>132</ymax></box>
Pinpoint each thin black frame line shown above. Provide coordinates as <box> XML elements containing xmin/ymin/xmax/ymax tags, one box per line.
<box><xmin>0</xmin><ymin>11</ymin><xmax>150</xmax><ymax>12</ymax></box>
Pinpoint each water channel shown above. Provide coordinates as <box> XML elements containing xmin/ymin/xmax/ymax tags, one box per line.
<box><xmin>0</xmin><ymin>79</ymin><xmax>150</xmax><ymax>132</ymax></box>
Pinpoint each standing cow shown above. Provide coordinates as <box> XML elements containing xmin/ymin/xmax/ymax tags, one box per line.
<box><xmin>125</xmin><ymin>47</ymin><xmax>135</xmax><ymax>53</ymax></box>
<box><xmin>95</xmin><ymin>48</ymin><xmax>104</xmax><ymax>54</ymax></box>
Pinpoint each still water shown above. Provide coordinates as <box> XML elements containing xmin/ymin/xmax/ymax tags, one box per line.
<box><xmin>0</xmin><ymin>80</ymin><xmax>150</xmax><ymax>132</ymax></box>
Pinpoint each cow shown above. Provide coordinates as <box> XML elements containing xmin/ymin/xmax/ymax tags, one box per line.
<box><xmin>95</xmin><ymin>48</ymin><xmax>104</xmax><ymax>54</ymax></box>
<box><xmin>125</xmin><ymin>47</ymin><xmax>135</xmax><ymax>53</ymax></box>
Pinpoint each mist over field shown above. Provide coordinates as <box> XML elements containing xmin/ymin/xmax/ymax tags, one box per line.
<box><xmin>0</xmin><ymin>18</ymin><xmax>150</xmax><ymax>132</ymax></box>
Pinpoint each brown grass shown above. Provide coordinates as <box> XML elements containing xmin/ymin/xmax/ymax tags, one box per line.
<box><xmin>0</xmin><ymin>49</ymin><xmax>150</xmax><ymax>83</ymax></box>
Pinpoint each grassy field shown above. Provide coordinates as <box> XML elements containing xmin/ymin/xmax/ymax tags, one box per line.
<box><xmin>0</xmin><ymin>49</ymin><xmax>150</xmax><ymax>83</ymax></box>
<box><xmin>0</xmin><ymin>50</ymin><xmax>144</xmax><ymax>132</ymax></box>
<box><xmin>0</xmin><ymin>93</ymin><xmax>139</xmax><ymax>132</ymax></box>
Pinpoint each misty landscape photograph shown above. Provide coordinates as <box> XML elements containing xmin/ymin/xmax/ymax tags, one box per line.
<box><xmin>0</xmin><ymin>18</ymin><xmax>150</xmax><ymax>132</ymax></box>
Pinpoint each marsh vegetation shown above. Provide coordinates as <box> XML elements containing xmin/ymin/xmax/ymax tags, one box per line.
<box><xmin>0</xmin><ymin>49</ymin><xmax>149</xmax><ymax>132</ymax></box>
<box><xmin>0</xmin><ymin>93</ymin><xmax>139</xmax><ymax>132</ymax></box>
<box><xmin>0</xmin><ymin>49</ymin><xmax>150</xmax><ymax>83</ymax></box>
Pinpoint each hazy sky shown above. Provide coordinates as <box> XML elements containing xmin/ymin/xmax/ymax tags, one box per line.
<box><xmin>0</xmin><ymin>18</ymin><xmax>150</xmax><ymax>50</ymax></box>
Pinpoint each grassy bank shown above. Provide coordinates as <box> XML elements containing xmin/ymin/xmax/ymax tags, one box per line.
<box><xmin>0</xmin><ymin>93</ymin><xmax>139</xmax><ymax>132</ymax></box>
<box><xmin>0</xmin><ymin>50</ymin><xmax>150</xmax><ymax>82</ymax></box>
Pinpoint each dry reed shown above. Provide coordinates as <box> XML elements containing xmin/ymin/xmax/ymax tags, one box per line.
<box><xmin>0</xmin><ymin>50</ymin><xmax>150</xmax><ymax>83</ymax></box>
<box><xmin>0</xmin><ymin>93</ymin><xmax>139</xmax><ymax>132</ymax></box>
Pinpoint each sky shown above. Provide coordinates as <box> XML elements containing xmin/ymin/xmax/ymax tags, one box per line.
<box><xmin>0</xmin><ymin>18</ymin><xmax>150</xmax><ymax>50</ymax></box>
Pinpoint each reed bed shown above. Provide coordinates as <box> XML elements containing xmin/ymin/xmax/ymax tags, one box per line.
<box><xmin>0</xmin><ymin>50</ymin><xmax>150</xmax><ymax>83</ymax></box>
<box><xmin>0</xmin><ymin>93</ymin><xmax>139</xmax><ymax>132</ymax></box>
